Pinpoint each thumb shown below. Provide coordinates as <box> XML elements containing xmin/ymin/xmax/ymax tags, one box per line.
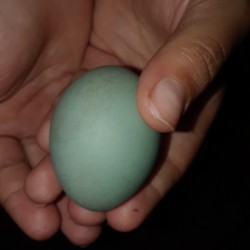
<box><xmin>137</xmin><ymin>0</ymin><xmax>250</xmax><ymax>132</ymax></box>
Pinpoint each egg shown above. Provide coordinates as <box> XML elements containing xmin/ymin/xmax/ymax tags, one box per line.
<box><xmin>50</xmin><ymin>66</ymin><xmax>160</xmax><ymax>211</ymax></box>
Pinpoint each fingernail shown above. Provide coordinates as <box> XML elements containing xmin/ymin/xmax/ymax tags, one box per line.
<box><xmin>149</xmin><ymin>77</ymin><xmax>186</xmax><ymax>131</ymax></box>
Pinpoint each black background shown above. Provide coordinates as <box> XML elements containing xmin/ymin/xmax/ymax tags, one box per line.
<box><xmin>0</xmin><ymin>35</ymin><xmax>250</xmax><ymax>250</ymax></box>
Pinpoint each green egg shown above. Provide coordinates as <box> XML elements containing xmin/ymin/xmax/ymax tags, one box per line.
<box><xmin>50</xmin><ymin>66</ymin><xmax>160</xmax><ymax>211</ymax></box>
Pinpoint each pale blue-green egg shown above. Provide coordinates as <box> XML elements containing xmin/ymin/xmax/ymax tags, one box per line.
<box><xmin>50</xmin><ymin>66</ymin><xmax>160</xmax><ymax>211</ymax></box>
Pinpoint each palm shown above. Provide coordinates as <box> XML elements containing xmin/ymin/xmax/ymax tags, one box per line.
<box><xmin>0</xmin><ymin>0</ymin><xmax>91</xmax><ymax>157</ymax></box>
<box><xmin>0</xmin><ymin>58</ymin><xmax>72</xmax><ymax>148</ymax></box>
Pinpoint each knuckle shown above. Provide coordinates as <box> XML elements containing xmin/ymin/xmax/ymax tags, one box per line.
<box><xmin>178</xmin><ymin>36</ymin><xmax>226</xmax><ymax>95</ymax></box>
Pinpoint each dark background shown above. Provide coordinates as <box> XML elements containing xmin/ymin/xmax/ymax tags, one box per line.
<box><xmin>0</xmin><ymin>35</ymin><xmax>249</xmax><ymax>250</ymax></box>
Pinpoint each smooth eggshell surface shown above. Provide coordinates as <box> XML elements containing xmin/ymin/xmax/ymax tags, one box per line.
<box><xmin>50</xmin><ymin>66</ymin><xmax>160</xmax><ymax>211</ymax></box>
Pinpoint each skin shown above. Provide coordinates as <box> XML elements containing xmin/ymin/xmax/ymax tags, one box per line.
<box><xmin>0</xmin><ymin>0</ymin><xmax>249</xmax><ymax>247</ymax></box>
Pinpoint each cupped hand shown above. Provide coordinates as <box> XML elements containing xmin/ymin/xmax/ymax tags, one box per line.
<box><xmin>1</xmin><ymin>0</ymin><xmax>250</xmax><ymax>247</ymax></box>
<box><xmin>75</xmin><ymin>0</ymin><xmax>250</xmax><ymax>244</ymax></box>
<box><xmin>72</xmin><ymin>0</ymin><xmax>249</xmax><ymax>243</ymax></box>
<box><xmin>0</xmin><ymin>0</ymin><xmax>95</xmax><ymax>246</ymax></box>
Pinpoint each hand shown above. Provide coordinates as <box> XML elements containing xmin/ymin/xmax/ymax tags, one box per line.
<box><xmin>1</xmin><ymin>0</ymin><xmax>249</xmax><ymax>247</ymax></box>
<box><xmin>0</xmin><ymin>0</ymin><xmax>94</xmax><ymax>245</ymax></box>
<box><xmin>72</xmin><ymin>0</ymin><xmax>249</xmax><ymax>244</ymax></box>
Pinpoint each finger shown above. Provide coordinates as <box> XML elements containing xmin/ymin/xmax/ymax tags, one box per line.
<box><xmin>4</xmin><ymin>189</ymin><xmax>60</xmax><ymax>240</ymax></box>
<box><xmin>21</xmin><ymin>136</ymin><xmax>46</xmax><ymax>167</ymax></box>
<box><xmin>0</xmin><ymin>137</ymin><xmax>60</xmax><ymax>240</ymax></box>
<box><xmin>107</xmin><ymin>84</ymin><xmax>224</xmax><ymax>232</ymax></box>
<box><xmin>24</xmin><ymin>156</ymin><xmax>62</xmax><ymax>205</ymax></box>
<box><xmin>36</xmin><ymin>100</ymin><xmax>58</xmax><ymax>153</ymax></box>
<box><xmin>57</xmin><ymin>196</ymin><xmax>102</xmax><ymax>247</ymax></box>
<box><xmin>106</xmin><ymin>140</ymin><xmax>182</xmax><ymax>232</ymax></box>
<box><xmin>137</xmin><ymin>0</ymin><xmax>250</xmax><ymax>132</ymax></box>
<box><xmin>68</xmin><ymin>200</ymin><xmax>106</xmax><ymax>226</ymax></box>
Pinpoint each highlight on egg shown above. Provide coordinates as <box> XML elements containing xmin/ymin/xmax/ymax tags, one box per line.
<box><xmin>50</xmin><ymin>66</ymin><xmax>160</xmax><ymax>211</ymax></box>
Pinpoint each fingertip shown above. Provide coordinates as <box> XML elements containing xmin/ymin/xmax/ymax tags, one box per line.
<box><xmin>64</xmin><ymin>224</ymin><xmax>102</xmax><ymax>247</ymax></box>
<box><xmin>57</xmin><ymin>196</ymin><xmax>102</xmax><ymax>246</ymax></box>
<box><xmin>68</xmin><ymin>200</ymin><xmax>106</xmax><ymax>226</ymax></box>
<box><xmin>37</xmin><ymin>119</ymin><xmax>51</xmax><ymax>152</ymax></box>
<box><xmin>137</xmin><ymin>69</ymin><xmax>186</xmax><ymax>133</ymax></box>
<box><xmin>107</xmin><ymin>186</ymin><xmax>159</xmax><ymax>232</ymax></box>
<box><xmin>4</xmin><ymin>189</ymin><xmax>60</xmax><ymax>241</ymax></box>
<box><xmin>24</xmin><ymin>157</ymin><xmax>62</xmax><ymax>205</ymax></box>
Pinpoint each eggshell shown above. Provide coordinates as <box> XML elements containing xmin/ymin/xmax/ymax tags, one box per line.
<box><xmin>50</xmin><ymin>66</ymin><xmax>160</xmax><ymax>211</ymax></box>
